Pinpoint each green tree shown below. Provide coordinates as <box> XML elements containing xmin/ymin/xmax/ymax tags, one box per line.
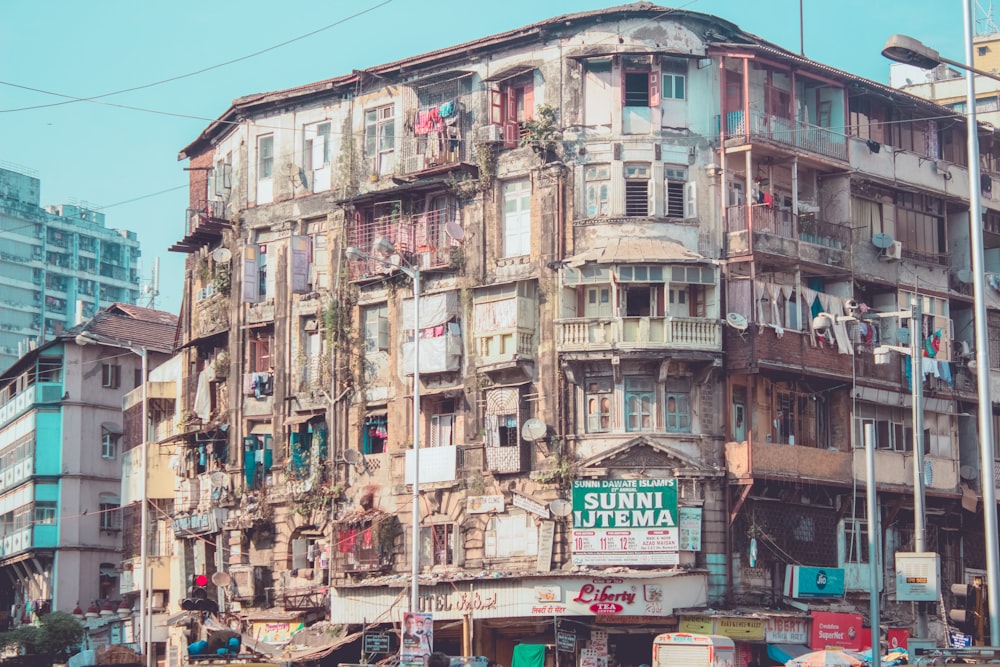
<box><xmin>0</xmin><ymin>612</ymin><xmax>85</xmax><ymax>662</ymax></box>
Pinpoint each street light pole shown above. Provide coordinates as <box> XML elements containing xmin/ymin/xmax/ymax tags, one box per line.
<box><xmin>345</xmin><ymin>245</ymin><xmax>422</xmax><ymax>614</ymax></box>
<box><xmin>883</xmin><ymin>8</ymin><xmax>1000</xmax><ymax>643</ymax></box>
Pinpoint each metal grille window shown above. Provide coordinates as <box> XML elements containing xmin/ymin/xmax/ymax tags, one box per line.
<box><xmin>990</xmin><ymin>312</ymin><xmax>1000</xmax><ymax>371</ymax></box>
<box><xmin>430</xmin><ymin>524</ymin><xmax>454</xmax><ymax>565</ymax></box>
<box><xmin>624</xmin><ymin>164</ymin><xmax>651</xmax><ymax>216</ymax></box>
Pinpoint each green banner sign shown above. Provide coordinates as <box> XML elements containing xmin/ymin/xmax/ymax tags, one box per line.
<box><xmin>571</xmin><ymin>479</ymin><xmax>677</xmax><ymax>528</ymax></box>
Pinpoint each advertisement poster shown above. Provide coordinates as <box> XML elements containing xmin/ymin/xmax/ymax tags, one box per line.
<box><xmin>400</xmin><ymin>612</ymin><xmax>433</xmax><ymax>667</ymax></box>
<box><xmin>571</xmin><ymin>479</ymin><xmax>679</xmax><ymax>566</ymax></box>
<box><xmin>809</xmin><ymin>611</ymin><xmax>866</xmax><ymax>651</ymax></box>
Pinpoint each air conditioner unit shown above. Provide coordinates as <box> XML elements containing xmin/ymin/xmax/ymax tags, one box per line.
<box><xmin>475</xmin><ymin>124</ymin><xmax>503</xmax><ymax>143</ymax></box>
<box><xmin>883</xmin><ymin>241</ymin><xmax>903</xmax><ymax>261</ymax></box>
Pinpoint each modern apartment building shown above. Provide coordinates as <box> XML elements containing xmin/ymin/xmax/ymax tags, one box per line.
<box><xmin>165</xmin><ymin>3</ymin><xmax>1000</xmax><ymax>663</ymax></box>
<box><xmin>0</xmin><ymin>165</ymin><xmax>142</xmax><ymax>373</ymax></box>
<box><xmin>0</xmin><ymin>303</ymin><xmax>176</xmax><ymax>635</ymax></box>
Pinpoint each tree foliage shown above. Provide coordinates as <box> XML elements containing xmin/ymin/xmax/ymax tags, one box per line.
<box><xmin>0</xmin><ymin>612</ymin><xmax>85</xmax><ymax>661</ymax></box>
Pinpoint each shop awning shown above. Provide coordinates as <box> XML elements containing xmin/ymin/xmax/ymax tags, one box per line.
<box><xmin>768</xmin><ymin>644</ymin><xmax>812</xmax><ymax>664</ymax></box>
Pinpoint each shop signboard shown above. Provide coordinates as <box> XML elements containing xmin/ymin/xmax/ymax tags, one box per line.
<box><xmin>784</xmin><ymin>566</ymin><xmax>845</xmax><ymax>598</ymax></box>
<box><xmin>809</xmin><ymin>611</ymin><xmax>865</xmax><ymax>651</ymax></box>
<box><xmin>251</xmin><ymin>619</ymin><xmax>305</xmax><ymax>645</ymax></box>
<box><xmin>766</xmin><ymin>617</ymin><xmax>808</xmax><ymax>644</ymax></box>
<box><xmin>365</xmin><ymin>632</ymin><xmax>391</xmax><ymax>655</ymax></box>
<box><xmin>557</xmin><ymin>630</ymin><xmax>576</xmax><ymax>653</ymax></box>
<box><xmin>716</xmin><ymin>617</ymin><xmax>765</xmax><ymax>641</ymax></box>
<box><xmin>887</xmin><ymin>628</ymin><xmax>910</xmax><ymax>651</ymax></box>
<box><xmin>581</xmin><ymin>648</ymin><xmax>601</xmax><ymax>667</ymax></box>
<box><xmin>679</xmin><ymin>616</ymin><xmax>715</xmax><ymax>633</ymax></box>
<box><xmin>678</xmin><ymin>507</ymin><xmax>703</xmax><ymax>552</ymax></box>
<box><xmin>895</xmin><ymin>552</ymin><xmax>940</xmax><ymax>602</ymax></box>
<box><xmin>571</xmin><ymin>479</ymin><xmax>678</xmax><ymax>566</ymax></box>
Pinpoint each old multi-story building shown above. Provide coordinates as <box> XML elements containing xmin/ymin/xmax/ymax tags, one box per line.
<box><xmin>0</xmin><ymin>166</ymin><xmax>144</xmax><ymax>373</ymax></box>
<box><xmin>166</xmin><ymin>3</ymin><xmax>1000</xmax><ymax>664</ymax></box>
<box><xmin>0</xmin><ymin>303</ymin><xmax>175</xmax><ymax>636</ymax></box>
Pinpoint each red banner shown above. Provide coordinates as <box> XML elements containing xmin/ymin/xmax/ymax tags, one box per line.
<box><xmin>887</xmin><ymin>628</ymin><xmax>910</xmax><ymax>651</ymax></box>
<box><xmin>810</xmin><ymin>611</ymin><xmax>866</xmax><ymax>651</ymax></box>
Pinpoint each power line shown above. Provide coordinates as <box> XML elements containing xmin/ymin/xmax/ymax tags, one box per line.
<box><xmin>0</xmin><ymin>1</ymin><xmax>393</xmax><ymax>114</ymax></box>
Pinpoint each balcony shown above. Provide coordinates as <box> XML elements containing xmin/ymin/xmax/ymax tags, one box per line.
<box><xmin>724</xmin><ymin>205</ymin><xmax>851</xmax><ymax>266</ymax></box>
<box><xmin>726</xmin><ymin>440</ymin><xmax>852</xmax><ymax>486</ymax></box>
<box><xmin>485</xmin><ymin>442</ymin><xmax>529</xmax><ymax>474</ymax></box>
<box><xmin>0</xmin><ymin>527</ymin><xmax>34</xmax><ymax>558</ymax></box>
<box><xmin>722</xmin><ymin>110</ymin><xmax>848</xmax><ymax>163</ymax></box>
<box><xmin>346</xmin><ymin>208</ymin><xmax>462</xmax><ymax>281</ymax></box>
<box><xmin>195</xmin><ymin>292</ymin><xmax>230</xmax><ymax>338</ymax></box>
<box><xmin>169</xmin><ymin>200</ymin><xmax>229</xmax><ymax>253</ymax></box>
<box><xmin>724</xmin><ymin>326</ymin><xmax>903</xmax><ymax>386</ymax></box>
<box><xmin>0</xmin><ymin>381</ymin><xmax>63</xmax><ymax>431</ymax></box>
<box><xmin>556</xmin><ymin>316</ymin><xmax>721</xmax><ymax>353</ymax></box>
<box><xmin>854</xmin><ymin>450</ymin><xmax>959</xmax><ymax>496</ymax></box>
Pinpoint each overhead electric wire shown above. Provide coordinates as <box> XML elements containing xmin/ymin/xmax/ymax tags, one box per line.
<box><xmin>0</xmin><ymin>1</ymin><xmax>393</xmax><ymax>114</ymax></box>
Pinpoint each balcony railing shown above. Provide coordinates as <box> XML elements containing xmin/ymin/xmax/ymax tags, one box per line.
<box><xmin>723</xmin><ymin>110</ymin><xmax>848</xmax><ymax>162</ymax></box>
<box><xmin>725</xmin><ymin>205</ymin><xmax>851</xmax><ymax>248</ymax></box>
<box><xmin>556</xmin><ymin>316</ymin><xmax>721</xmax><ymax>352</ymax></box>
<box><xmin>347</xmin><ymin>208</ymin><xmax>461</xmax><ymax>280</ymax></box>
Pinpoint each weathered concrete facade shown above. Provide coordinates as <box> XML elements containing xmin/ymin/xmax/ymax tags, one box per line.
<box><xmin>161</xmin><ymin>3</ymin><xmax>1000</xmax><ymax>665</ymax></box>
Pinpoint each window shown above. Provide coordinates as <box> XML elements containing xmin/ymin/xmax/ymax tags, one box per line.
<box><xmin>362</xmin><ymin>415</ymin><xmax>387</xmax><ymax>454</ymax></box>
<box><xmin>584</xmin><ymin>286</ymin><xmax>612</xmax><ymax>318</ymax></box>
<box><xmin>101</xmin><ymin>363</ymin><xmax>121</xmax><ymax>389</ymax></box>
<box><xmin>34</xmin><ymin>501</ymin><xmax>56</xmax><ymax>525</ymax></box>
<box><xmin>430</xmin><ymin>413</ymin><xmax>455</xmax><ymax>448</ymax></box>
<box><xmin>990</xmin><ymin>312</ymin><xmax>1000</xmax><ymax>371</ymax></box>
<box><xmin>101</xmin><ymin>425</ymin><xmax>121</xmax><ymax>459</ymax></box>
<box><xmin>257</xmin><ymin>135</ymin><xmax>274</xmax><ymax>179</ymax></box>
<box><xmin>665</xmin><ymin>393</ymin><xmax>691</xmax><ymax>433</ymax></box>
<box><xmin>364</xmin><ymin>105</ymin><xmax>395</xmax><ymax>174</ymax></box>
<box><xmin>662</xmin><ymin>73</ymin><xmax>686</xmax><ymax>100</ymax></box>
<box><xmin>585</xmin><ymin>373</ymin><xmax>613</xmax><ymax>433</ymax></box>
<box><xmin>502</xmin><ymin>179</ymin><xmax>531</xmax><ymax>257</ymax></box>
<box><xmin>490</xmin><ymin>75</ymin><xmax>534</xmax><ymax>148</ymax></box>
<box><xmin>585</xmin><ymin>165</ymin><xmax>610</xmax><ymax>218</ymax></box>
<box><xmin>213</xmin><ymin>155</ymin><xmax>232</xmax><ymax>197</ymax></box>
<box><xmin>250</xmin><ymin>336</ymin><xmax>272</xmax><ymax>373</ymax></box>
<box><xmin>624</xmin><ymin>164</ymin><xmax>651</xmax><ymax>216</ymax></box>
<box><xmin>842</xmin><ymin>518</ymin><xmax>870</xmax><ymax>564</ymax></box>
<box><xmin>363</xmin><ymin>304</ymin><xmax>390</xmax><ymax>353</ymax></box>
<box><xmin>99</xmin><ymin>494</ymin><xmax>120</xmax><ymax>531</ymax></box>
<box><xmin>625</xmin><ymin>375</ymin><xmax>656</xmax><ymax>432</ymax></box>
<box><xmin>895</xmin><ymin>192</ymin><xmax>945</xmax><ymax>261</ymax></box>
<box><xmin>665</xmin><ymin>168</ymin><xmax>688</xmax><ymax>218</ymax></box>
<box><xmin>429</xmin><ymin>524</ymin><xmax>454</xmax><ymax>565</ymax></box>
<box><xmin>257</xmin><ymin>244</ymin><xmax>268</xmax><ymax>298</ymax></box>
<box><xmin>304</xmin><ymin>122</ymin><xmax>331</xmax><ymax>171</ymax></box>
<box><xmin>624</xmin><ymin>70</ymin><xmax>657</xmax><ymax>107</ymax></box>
<box><xmin>485</xmin><ymin>388</ymin><xmax>520</xmax><ymax>447</ymax></box>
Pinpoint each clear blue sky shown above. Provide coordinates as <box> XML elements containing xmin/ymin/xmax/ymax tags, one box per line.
<box><xmin>0</xmin><ymin>0</ymin><xmax>969</xmax><ymax>316</ymax></box>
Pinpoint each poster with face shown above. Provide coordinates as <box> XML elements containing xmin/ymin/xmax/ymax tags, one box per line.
<box><xmin>401</xmin><ymin>612</ymin><xmax>434</xmax><ymax>667</ymax></box>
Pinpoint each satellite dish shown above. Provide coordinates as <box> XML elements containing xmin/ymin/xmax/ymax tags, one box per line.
<box><xmin>957</xmin><ymin>269</ymin><xmax>973</xmax><ymax>283</ymax></box>
<box><xmin>211</xmin><ymin>571</ymin><xmax>232</xmax><ymax>587</ymax></box>
<box><xmin>726</xmin><ymin>312</ymin><xmax>748</xmax><ymax>331</ymax></box>
<box><xmin>960</xmin><ymin>464</ymin><xmax>978</xmax><ymax>480</ymax></box>
<box><xmin>812</xmin><ymin>314</ymin><xmax>833</xmax><ymax>331</ymax></box>
<box><xmin>549</xmin><ymin>498</ymin><xmax>572</xmax><ymax>517</ymax></box>
<box><xmin>343</xmin><ymin>449</ymin><xmax>363</xmax><ymax>465</ymax></box>
<box><xmin>212</xmin><ymin>247</ymin><xmax>232</xmax><ymax>263</ymax></box>
<box><xmin>521</xmin><ymin>418</ymin><xmax>548</xmax><ymax>442</ymax></box>
<box><xmin>445</xmin><ymin>219</ymin><xmax>465</xmax><ymax>241</ymax></box>
<box><xmin>872</xmin><ymin>233</ymin><xmax>895</xmax><ymax>249</ymax></box>
<box><xmin>210</xmin><ymin>471</ymin><xmax>227</xmax><ymax>488</ymax></box>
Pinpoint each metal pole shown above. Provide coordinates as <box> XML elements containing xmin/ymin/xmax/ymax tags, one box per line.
<box><xmin>865</xmin><ymin>423</ymin><xmax>881</xmax><ymax>667</ymax></box>
<box><xmin>138</xmin><ymin>348</ymin><xmax>150</xmax><ymax>667</ymax></box>
<box><xmin>410</xmin><ymin>268</ymin><xmax>421</xmax><ymax>613</ymax></box>
<box><xmin>911</xmin><ymin>301</ymin><xmax>929</xmax><ymax>639</ymax></box>
<box><xmin>965</xmin><ymin>0</ymin><xmax>1000</xmax><ymax>644</ymax></box>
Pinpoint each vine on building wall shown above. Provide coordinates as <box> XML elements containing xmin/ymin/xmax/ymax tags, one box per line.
<box><xmin>475</xmin><ymin>141</ymin><xmax>500</xmax><ymax>191</ymax></box>
<box><xmin>520</xmin><ymin>104</ymin><xmax>562</xmax><ymax>163</ymax></box>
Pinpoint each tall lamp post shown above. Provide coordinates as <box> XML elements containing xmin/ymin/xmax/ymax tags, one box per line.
<box><xmin>76</xmin><ymin>332</ymin><xmax>151</xmax><ymax>665</ymax></box>
<box><xmin>883</xmin><ymin>8</ymin><xmax>1000</xmax><ymax>644</ymax></box>
<box><xmin>345</xmin><ymin>242</ymin><xmax>422</xmax><ymax>613</ymax></box>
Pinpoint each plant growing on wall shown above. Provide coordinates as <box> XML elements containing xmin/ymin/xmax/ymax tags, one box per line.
<box><xmin>520</xmin><ymin>104</ymin><xmax>561</xmax><ymax>163</ymax></box>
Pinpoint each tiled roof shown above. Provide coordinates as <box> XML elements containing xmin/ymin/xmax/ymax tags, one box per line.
<box><xmin>72</xmin><ymin>303</ymin><xmax>179</xmax><ymax>354</ymax></box>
